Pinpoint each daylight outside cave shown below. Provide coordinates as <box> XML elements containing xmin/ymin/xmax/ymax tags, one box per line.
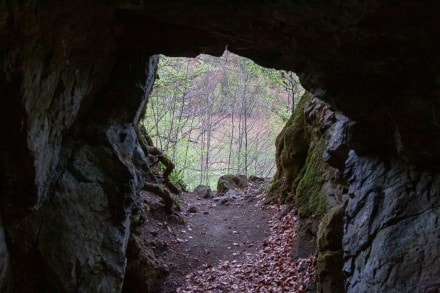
<box><xmin>142</xmin><ymin>51</ymin><xmax>304</xmax><ymax>191</ymax></box>
<box><xmin>138</xmin><ymin>51</ymin><xmax>318</xmax><ymax>292</ymax></box>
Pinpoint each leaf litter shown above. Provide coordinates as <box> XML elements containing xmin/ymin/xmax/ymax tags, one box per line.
<box><xmin>177</xmin><ymin>207</ymin><xmax>315</xmax><ymax>293</ymax></box>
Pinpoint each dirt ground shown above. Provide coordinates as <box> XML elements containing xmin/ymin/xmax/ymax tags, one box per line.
<box><xmin>157</xmin><ymin>186</ymin><xmax>274</xmax><ymax>292</ymax></box>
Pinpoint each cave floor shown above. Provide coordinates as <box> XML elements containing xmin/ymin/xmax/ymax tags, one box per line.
<box><xmin>158</xmin><ymin>188</ymin><xmax>272</xmax><ymax>292</ymax></box>
<box><xmin>152</xmin><ymin>185</ymin><xmax>315</xmax><ymax>292</ymax></box>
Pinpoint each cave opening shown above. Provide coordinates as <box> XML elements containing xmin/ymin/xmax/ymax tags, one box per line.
<box><xmin>141</xmin><ymin>50</ymin><xmax>304</xmax><ymax>191</ymax></box>
<box><xmin>135</xmin><ymin>51</ymin><xmax>325</xmax><ymax>292</ymax></box>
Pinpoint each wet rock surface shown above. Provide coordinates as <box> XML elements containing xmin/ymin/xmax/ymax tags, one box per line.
<box><xmin>272</xmin><ymin>93</ymin><xmax>440</xmax><ymax>292</ymax></box>
<box><xmin>343</xmin><ymin>153</ymin><xmax>440</xmax><ymax>292</ymax></box>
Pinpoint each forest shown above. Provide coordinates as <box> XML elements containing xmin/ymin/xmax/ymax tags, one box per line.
<box><xmin>142</xmin><ymin>51</ymin><xmax>304</xmax><ymax>190</ymax></box>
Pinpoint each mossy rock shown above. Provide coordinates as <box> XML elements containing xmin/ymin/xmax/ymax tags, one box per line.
<box><xmin>123</xmin><ymin>235</ymin><xmax>167</xmax><ymax>292</ymax></box>
<box><xmin>317</xmin><ymin>204</ymin><xmax>345</xmax><ymax>251</ymax></box>
<box><xmin>316</xmin><ymin>250</ymin><xmax>344</xmax><ymax>293</ymax></box>
<box><xmin>270</xmin><ymin>92</ymin><xmax>313</xmax><ymax>203</ymax></box>
<box><xmin>266</xmin><ymin>178</ymin><xmax>284</xmax><ymax>202</ymax></box>
<box><xmin>295</xmin><ymin>137</ymin><xmax>327</xmax><ymax>218</ymax></box>
<box><xmin>316</xmin><ymin>204</ymin><xmax>345</xmax><ymax>293</ymax></box>
<box><xmin>217</xmin><ymin>174</ymin><xmax>247</xmax><ymax>194</ymax></box>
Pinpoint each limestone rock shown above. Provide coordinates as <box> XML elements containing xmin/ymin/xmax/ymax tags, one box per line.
<box><xmin>323</xmin><ymin>114</ymin><xmax>352</xmax><ymax>171</ymax></box>
<box><xmin>316</xmin><ymin>205</ymin><xmax>345</xmax><ymax>293</ymax></box>
<box><xmin>271</xmin><ymin>93</ymin><xmax>348</xmax><ymax>291</ymax></box>
<box><xmin>123</xmin><ymin>234</ymin><xmax>167</xmax><ymax>292</ymax></box>
<box><xmin>270</xmin><ymin>93</ymin><xmax>312</xmax><ymax>203</ymax></box>
<box><xmin>342</xmin><ymin>153</ymin><xmax>440</xmax><ymax>292</ymax></box>
<box><xmin>36</xmin><ymin>125</ymin><xmax>144</xmax><ymax>291</ymax></box>
<box><xmin>248</xmin><ymin>175</ymin><xmax>265</xmax><ymax>183</ymax></box>
<box><xmin>193</xmin><ymin>185</ymin><xmax>214</xmax><ymax>199</ymax></box>
<box><xmin>217</xmin><ymin>175</ymin><xmax>248</xmax><ymax>194</ymax></box>
<box><xmin>214</xmin><ymin>189</ymin><xmax>242</xmax><ymax>205</ymax></box>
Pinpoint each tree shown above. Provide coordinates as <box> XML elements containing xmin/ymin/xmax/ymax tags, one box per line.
<box><xmin>142</xmin><ymin>51</ymin><xmax>304</xmax><ymax>190</ymax></box>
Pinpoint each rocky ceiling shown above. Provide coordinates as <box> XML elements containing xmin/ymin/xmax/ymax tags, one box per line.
<box><xmin>2</xmin><ymin>1</ymin><xmax>439</xmax><ymax>165</ymax></box>
<box><xmin>116</xmin><ymin>0</ymin><xmax>440</xmax><ymax>165</ymax></box>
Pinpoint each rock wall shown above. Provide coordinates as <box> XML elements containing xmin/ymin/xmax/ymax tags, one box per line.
<box><xmin>273</xmin><ymin>93</ymin><xmax>440</xmax><ymax>292</ymax></box>
<box><xmin>0</xmin><ymin>1</ymin><xmax>439</xmax><ymax>292</ymax></box>
<box><xmin>0</xmin><ymin>2</ymin><xmax>164</xmax><ymax>290</ymax></box>
<box><xmin>343</xmin><ymin>154</ymin><xmax>440</xmax><ymax>292</ymax></box>
<box><xmin>270</xmin><ymin>94</ymin><xmax>348</xmax><ymax>291</ymax></box>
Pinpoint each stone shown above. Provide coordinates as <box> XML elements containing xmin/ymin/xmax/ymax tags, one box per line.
<box><xmin>35</xmin><ymin>124</ymin><xmax>146</xmax><ymax>292</ymax></box>
<box><xmin>193</xmin><ymin>185</ymin><xmax>214</xmax><ymax>199</ymax></box>
<box><xmin>342</xmin><ymin>153</ymin><xmax>440</xmax><ymax>292</ymax></box>
<box><xmin>316</xmin><ymin>205</ymin><xmax>345</xmax><ymax>293</ymax></box>
<box><xmin>123</xmin><ymin>234</ymin><xmax>167</xmax><ymax>292</ymax></box>
<box><xmin>188</xmin><ymin>206</ymin><xmax>198</xmax><ymax>213</ymax></box>
<box><xmin>216</xmin><ymin>175</ymin><xmax>248</xmax><ymax>194</ymax></box>
<box><xmin>291</xmin><ymin>218</ymin><xmax>318</xmax><ymax>259</ymax></box>
<box><xmin>323</xmin><ymin>115</ymin><xmax>352</xmax><ymax>171</ymax></box>
<box><xmin>248</xmin><ymin>175</ymin><xmax>265</xmax><ymax>183</ymax></box>
<box><xmin>213</xmin><ymin>190</ymin><xmax>241</xmax><ymax>205</ymax></box>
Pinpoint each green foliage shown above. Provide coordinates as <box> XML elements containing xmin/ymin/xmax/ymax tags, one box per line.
<box><xmin>267</xmin><ymin>95</ymin><xmax>290</xmax><ymax>122</ymax></box>
<box><xmin>266</xmin><ymin>178</ymin><xmax>285</xmax><ymax>201</ymax></box>
<box><xmin>169</xmin><ymin>169</ymin><xmax>187</xmax><ymax>191</ymax></box>
<box><xmin>158</xmin><ymin>160</ymin><xmax>187</xmax><ymax>191</ymax></box>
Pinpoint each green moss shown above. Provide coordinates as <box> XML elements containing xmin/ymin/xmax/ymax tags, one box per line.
<box><xmin>267</xmin><ymin>178</ymin><xmax>282</xmax><ymax>196</ymax></box>
<box><xmin>295</xmin><ymin>137</ymin><xmax>327</xmax><ymax>217</ymax></box>
<box><xmin>316</xmin><ymin>204</ymin><xmax>345</xmax><ymax>293</ymax></box>
<box><xmin>271</xmin><ymin>92</ymin><xmax>313</xmax><ymax>203</ymax></box>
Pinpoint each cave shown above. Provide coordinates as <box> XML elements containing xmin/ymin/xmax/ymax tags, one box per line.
<box><xmin>0</xmin><ymin>1</ymin><xmax>439</xmax><ymax>292</ymax></box>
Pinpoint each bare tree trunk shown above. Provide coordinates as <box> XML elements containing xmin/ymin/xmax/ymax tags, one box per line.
<box><xmin>228</xmin><ymin>113</ymin><xmax>234</xmax><ymax>174</ymax></box>
<box><xmin>243</xmin><ymin>91</ymin><xmax>248</xmax><ymax>177</ymax></box>
<box><xmin>183</xmin><ymin>115</ymin><xmax>196</xmax><ymax>170</ymax></box>
<box><xmin>205</xmin><ymin>113</ymin><xmax>212</xmax><ymax>185</ymax></box>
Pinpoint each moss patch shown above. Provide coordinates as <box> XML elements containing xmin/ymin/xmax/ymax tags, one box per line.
<box><xmin>266</xmin><ymin>177</ymin><xmax>285</xmax><ymax>203</ymax></box>
<box><xmin>316</xmin><ymin>204</ymin><xmax>345</xmax><ymax>293</ymax></box>
<box><xmin>269</xmin><ymin>92</ymin><xmax>312</xmax><ymax>203</ymax></box>
<box><xmin>295</xmin><ymin>137</ymin><xmax>327</xmax><ymax>218</ymax></box>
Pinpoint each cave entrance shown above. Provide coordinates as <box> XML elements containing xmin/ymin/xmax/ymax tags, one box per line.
<box><xmin>138</xmin><ymin>51</ymin><xmax>316</xmax><ymax>291</ymax></box>
<box><xmin>141</xmin><ymin>50</ymin><xmax>304</xmax><ymax>191</ymax></box>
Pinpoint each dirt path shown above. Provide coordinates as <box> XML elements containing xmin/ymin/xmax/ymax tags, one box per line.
<box><xmin>159</xmin><ymin>186</ymin><xmax>274</xmax><ymax>292</ymax></box>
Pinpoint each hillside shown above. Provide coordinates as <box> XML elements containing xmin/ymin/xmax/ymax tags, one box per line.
<box><xmin>143</xmin><ymin>52</ymin><xmax>304</xmax><ymax>190</ymax></box>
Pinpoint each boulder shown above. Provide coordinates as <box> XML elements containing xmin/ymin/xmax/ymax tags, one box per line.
<box><xmin>217</xmin><ymin>175</ymin><xmax>248</xmax><ymax>194</ymax></box>
<box><xmin>187</xmin><ymin>206</ymin><xmax>198</xmax><ymax>213</ymax></box>
<box><xmin>248</xmin><ymin>175</ymin><xmax>265</xmax><ymax>183</ymax></box>
<box><xmin>193</xmin><ymin>185</ymin><xmax>214</xmax><ymax>199</ymax></box>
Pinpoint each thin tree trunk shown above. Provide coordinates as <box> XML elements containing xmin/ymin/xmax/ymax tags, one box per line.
<box><xmin>183</xmin><ymin>115</ymin><xmax>196</xmax><ymax>170</ymax></box>
<box><xmin>228</xmin><ymin>113</ymin><xmax>234</xmax><ymax>174</ymax></box>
